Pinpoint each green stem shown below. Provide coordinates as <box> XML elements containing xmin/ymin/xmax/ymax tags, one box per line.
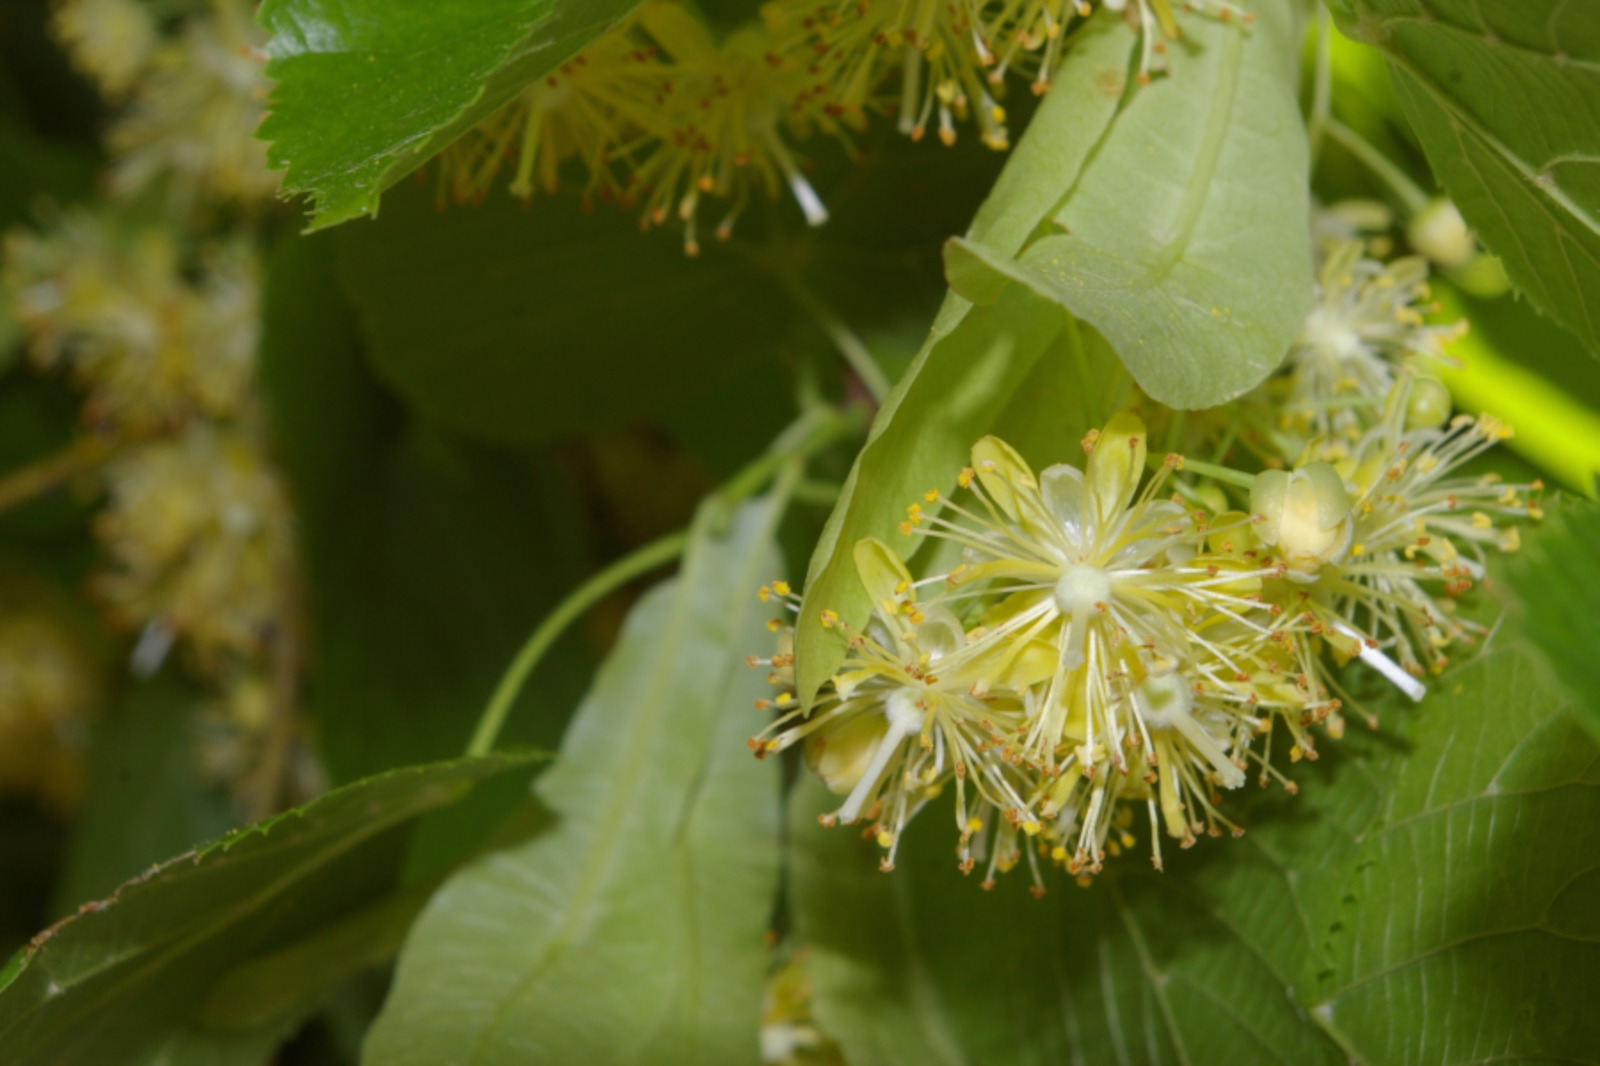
<box><xmin>1325</xmin><ymin>118</ymin><xmax>1429</xmax><ymax>214</ymax></box>
<box><xmin>467</xmin><ymin>405</ymin><xmax>860</xmax><ymax>757</ymax></box>
<box><xmin>1307</xmin><ymin>5</ymin><xmax>1334</xmax><ymax>165</ymax></box>
<box><xmin>793</xmin><ymin>478</ymin><xmax>842</xmax><ymax>506</ymax></box>
<box><xmin>1179</xmin><ymin>457</ymin><xmax>1257</xmax><ymax>490</ymax></box>
<box><xmin>466</xmin><ymin>531</ymin><xmax>689</xmax><ymax>758</ymax></box>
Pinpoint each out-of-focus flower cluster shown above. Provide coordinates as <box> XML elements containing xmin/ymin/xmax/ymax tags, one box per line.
<box><xmin>438</xmin><ymin>0</ymin><xmax>1247</xmax><ymax>252</ymax></box>
<box><xmin>0</xmin><ymin>605</ymin><xmax>102</xmax><ymax>813</ymax></box>
<box><xmin>1</xmin><ymin>205</ymin><xmax>298</xmax><ymax>807</ymax></box>
<box><xmin>753</xmin><ymin>203</ymin><xmax>1540</xmax><ymax>891</ymax></box>
<box><xmin>53</xmin><ymin>0</ymin><xmax>278</xmax><ymax>217</ymax></box>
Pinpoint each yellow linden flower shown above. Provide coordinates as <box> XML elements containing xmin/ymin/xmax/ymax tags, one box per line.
<box><xmin>95</xmin><ymin>423</ymin><xmax>295</xmax><ymax>669</ymax></box>
<box><xmin>106</xmin><ymin>0</ymin><xmax>279</xmax><ymax>215</ymax></box>
<box><xmin>618</xmin><ymin>1</ymin><xmax>837</xmax><ymax>251</ymax></box>
<box><xmin>1286</xmin><ymin>239</ymin><xmax>1465</xmax><ymax>440</ymax></box>
<box><xmin>754</xmin><ymin>538</ymin><xmax>1045</xmax><ymax>878</ymax></box>
<box><xmin>759</xmin><ymin>951</ymin><xmax>845</xmax><ymax>1065</ymax></box>
<box><xmin>52</xmin><ymin>0</ymin><xmax>159</xmax><ymax>99</ymax></box>
<box><xmin>0</xmin><ymin>610</ymin><xmax>102</xmax><ymax>813</ymax></box>
<box><xmin>437</xmin><ymin>27</ymin><xmax>659</xmax><ymax>208</ymax></box>
<box><xmin>1253</xmin><ymin>377</ymin><xmax>1541</xmax><ymax>701</ymax></box>
<box><xmin>764</xmin><ymin>0</ymin><xmax>1010</xmax><ymax>148</ymax></box>
<box><xmin>2</xmin><ymin>211</ymin><xmax>260</xmax><ymax>431</ymax></box>
<box><xmin>910</xmin><ymin>418</ymin><xmax>1273</xmax><ymax>770</ymax></box>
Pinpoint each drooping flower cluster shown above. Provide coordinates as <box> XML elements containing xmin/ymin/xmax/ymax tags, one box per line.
<box><xmin>437</xmin><ymin>0</ymin><xmax>1247</xmax><ymax>248</ymax></box>
<box><xmin>1</xmin><ymin>208</ymin><xmax>301</xmax><ymax>807</ymax></box>
<box><xmin>755</xmin><ymin>208</ymin><xmax>1539</xmax><ymax>890</ymax></box>
<box><xmin>2</xmin><ymin>210</ymin><xmax>259</xmax><ymax>432</ymax></box>
<box><xmin>52</xmin><ymin>0</ymin><xmax>278</xmax><ymax>216</ymax></box>
<box><xmin>0</xmin><ymin>607</ymin><xmax>103</xmax><ymax>813</ymax></box>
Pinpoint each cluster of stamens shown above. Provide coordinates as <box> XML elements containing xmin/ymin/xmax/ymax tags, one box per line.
<box><xmin>438</xmin><ymin>0</ymin><xmax>1253</xmax><ymax>251</ymax></box>
<box><xmin>753</xmin><ymin>315</ymin><xmax>1538</xmax><ymax>890</ymax></box>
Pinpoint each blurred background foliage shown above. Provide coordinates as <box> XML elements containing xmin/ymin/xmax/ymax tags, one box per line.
<box><xmin>0</xmin><ymin>0</ymin><xmax>1596</xmax><ymax>1063</ymax></box>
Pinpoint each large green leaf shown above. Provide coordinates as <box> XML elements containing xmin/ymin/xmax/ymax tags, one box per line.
<box><xmin>792</xmin><ymin>649</ymin><xmax>1599</xmax><ymax>1064</ymax></box>
<box><xmin>945</xmin><ymin>1</ymin><xmax>1313</xmax><ymax>409</ymax></box>
<box><xmin>257</xmin><ymin>0</ymin><xmax>641</xmax><ymax>229</ymax></box>
<box><xmin>0</xmin><ymin>754</ymin><xmax>539</xmax><ymax>1066</ymax></box>
<box><xmin>333</xmin><ymin>181</ymin><xmax>794</xmax><ymax>449</ymax></box>
<box><xmin>362</xmin><ymin>493</ymin><xmax>785</xmax><ymax>1065</ymax></box>
<box><xmin>258</xmin><ymin>230</ymin><xmax>596</xmax><ymax>782</ymax></box>
<box><xmin>1498</xmin><ymin>502</ymin><xmax>1600</xmax><ymax>742</ymax></box>
<box><xmin>1332</xmin><ymin>0</ymin><xmax>1600</xmax><ymax>354</ymax></box>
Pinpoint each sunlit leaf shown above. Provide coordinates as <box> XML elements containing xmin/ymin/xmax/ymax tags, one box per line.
<box><xmin>362</xmin><ymin>493</ymin><xmax>785</xmax><ymax>1065</ymax></box>
<box><xmin>945</xmin><ymin>1</ymin><xmax>1313</xmax><ymax>409</ymax></box>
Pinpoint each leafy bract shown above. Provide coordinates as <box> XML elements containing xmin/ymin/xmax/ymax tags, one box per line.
<box><xmin>362</xmin><ymin>493</ymin><xmax>785</xmax><ymax>1065</ymax></box>
<box><xmin>1333</xmin><ymin>0</ymin><xmax>1600</xmax><ymax>354</ymax></box>
<box><xmin>789</xmin><ymin>20</ymin><xmax>1139</xmax><ymax>711</ymax></box>
<box><xmin>792</xmin><ymin>649</ymin><xmax>1600</xmax><ymax>1065</ymax></box>
<box><xmin>258</xmin><ymin>0</ymin><xmax>641</xmax><ymax>229</ymax></box>
<box><xmin>1499</xmin><ymin>502</ymin><xmax>1600</xmax><ymax>742</ymax></box>
<box><xmin>945</xmin><ymin>0</ymin><xmax>1312</xmax><ymax>409</ymax></box>
<box><xmin>0</xmin><ymin>754</ymin><xmax>540</xmax><ymax>1066</ymax></box>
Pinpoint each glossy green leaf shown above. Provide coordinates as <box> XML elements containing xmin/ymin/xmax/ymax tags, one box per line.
<box><xmin>1333</xmin><ymin>0</ymin><xmax>1600</xmax><ymax>354</ymax></box>
<box><xmin>333</xmin><ymin>181</ymin><xmax>794</xmax><ymax>449</ymax></box>
<box><xmin>793</xmin><ymin>649</ymin><xmax>1599</xmax><ymax>1064</ymax></box>
<box><xmin>1499</xmin><ymin>502</ymin><xmax>1600</xmax><ymax>741</ymax></box>
<box><xmin>793</xmin><ymin>289</ymin><xmax>1116</xmax><ymax>710</ymax></box>
<box><xmin>362</xmin><ymin>493</ymin><xmax>785</xmax><ymax>1065</ymax></box>
<box><xmin>0</xmin><ymin>754</ymin><xmax>538</xmax><ymax>1066</ymax></box>
<box><xmin>945</xmin><ymin>1</ymin><xmax>1312</xmax><ymax>409</ymax></box>
<box><xmin>258</xmin><ymin>0</ymin><xmax>642</xmax><ymax>229</ymax></box>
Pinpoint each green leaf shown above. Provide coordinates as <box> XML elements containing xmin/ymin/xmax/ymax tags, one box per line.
<box><xmin>0</xmin><ymin>754</ymin><xmax>538</xmax><ymax>1066</ymax></box>
<box><xmin>793</xmin><ymin>289</ymin><xmax>1117</xmax><ymax>710</ymax></box>
<box><xmin>793</xmin><ymin>649</ymin><xmax>1599</xmax><ymax>1064</ymax></box>
<box><xmin>944</xmin><ymin>1</ymin><xmax>1313</xmax><ymax>409</ymax></box>
<box><xmin>258</xmin><ymin>229</ymin><xmax>597</xmax><ymax>782</ymax></box>
<box><xmin>1307</xmin><ymin>652</ymin><xmax>1600</xmax><ymax>1062</ymax></box>
<box><xmin>52</xmin><ymin>674</ymin><xmax>238</xmax><ymax>914</ymax></box>
<box><xmin>362</xmin><ymin>493</ymin><xmax>785</xmax><ymax>1065</ymax></box>
<box><xmin>333</xmin><ymin>181</ymin><xmax>794</xmax><ymax>449</ymax></box>
<box><xmin>258</xmin><ymin>0</ymin><xmax>642</xmax><ymax>229</ymax></box>
<box><xmin>1498</xmin><ymin>501</ymin><xmax>1600</xmax><ymax>742</ymax></box>
<box><xmin>1334</xmin><ymin>0</ymin><xmax>1600</xmax><ymax>354</ymax></box>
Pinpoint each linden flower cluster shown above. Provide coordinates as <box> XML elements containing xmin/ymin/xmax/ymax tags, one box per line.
<box><xmin>2</xmin><ymin>207</ymin><xmax>298</xmax><ymax>797</ymax></box>
<box><xmin>0</xmin><ymin>610</ymin><xmax>102</xmax><ymax>813</ymax></box>
<box><xmin>757</xmin><ymin>415</ymin><xmax>1315</xmax><ymax>889</ymax></box>
<box><xmin>1271</xmin><ymin>210</ymin><xmax>1467</xmax><ymax>444</ymax></box>
<box><xmin>96</xmin><ymin>423</ymin><xmax>294</xmax><ymax>669</ymax></box>
<box><xmin>2</xmin><ymin>210</ymin><xmax>259</xmax><ymax>432</ymax></box>
<box><xmin>440</xmin><ymin>0</ymin><xmax>1246</xmax><ymax>249</ymax></box>
<box><xmin>758</xmin><ymin>390</ymin><xmax>1537</xmax><ymax>888</ymax></box>
<box><xmin>53</xmin><ymin>0</ymin><xmax>278</xmax><ymax>216</ymax></box>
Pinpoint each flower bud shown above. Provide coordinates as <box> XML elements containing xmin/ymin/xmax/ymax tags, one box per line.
<box><xmin>1251</xmin><ymin>463</ymin><xmax>1352</xmax><ymax>580</ymax></box>
<box><xmin>1408</xmin><ymin>199</ymin><xmax>1475</xmax><ymax>271</ymax></box>
<box><xmin>1404</xmin><ymin>375</ymin><xmax>1453</xmax><ymax>430</ymax></box>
